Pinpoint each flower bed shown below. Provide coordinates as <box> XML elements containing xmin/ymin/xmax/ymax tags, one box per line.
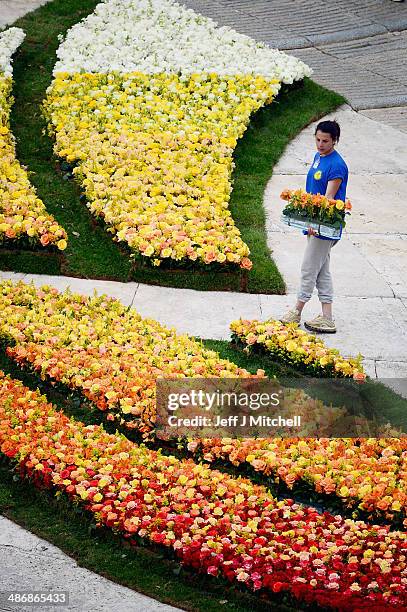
<box><xmin>1</xmin><ymin>280</ymin><xmax>406</xmax><ymax>527</ymax></box>
<box><xmin>0</xmin><ymin>280</ymin><xmax>364</xmax><ymax>439</ymax></box>
<box><xmin>230</xmin><ymin>318</ymin><xmax>365</xmax><ymax>380</ymax></box>
<box><xmin>1</xmin><ymin>371</ymin><xmax>406</xmax><ymax>610</ymax></box>
<box><xmin>0</xmin><ymin>280</ymin><xmax>258</xmax><ymax>433</ymax></box>
<box><xmin>44</xmin><ymin>0</ymin><xmax>311</xmax><ymax>268</ymax></box>
<box><xmin>45</xmin><ymin>72</ymin><xmax>276</xmax><ymax>269</ymax></box>
<box><xmin>187</xmin><ymin>437</ymin><xmax>407</xmax><ymax>526</ymax></box>
<box><xmin>0</xmin><ymin>29</ymin><xmax>67</xmax><ymax>251</ymax></box>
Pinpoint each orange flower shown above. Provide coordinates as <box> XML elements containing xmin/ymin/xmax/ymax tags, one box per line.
<box><xmin>280</xmin><ymin>189</ymin><xmax>292</xmax><ymax>201</ymax></box>
<box><xmin>40</xmin><ymin>233</ymin><xmax>51</xmax><ymax>246</ymax></box>
<box><xmin>240</xmin><ymin>257</ymin><xmax>253</xmax><ymax>270</ymax></box>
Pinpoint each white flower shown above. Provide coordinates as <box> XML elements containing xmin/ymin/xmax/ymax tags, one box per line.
<box><xmin>0</xmin><ymin>28</ymin><xmax>25</xmax><ymax>77</ymax></box>
<box><xmin>53</xmin><ymin>0</ymin><xmax>311</xmax><ymax>83</ymax></box>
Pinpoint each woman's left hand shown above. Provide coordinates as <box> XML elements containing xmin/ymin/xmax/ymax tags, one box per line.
<box><xmin>307</xmin><ymin>227</ymin><xmax>317</xmax><ymax>236</ymax></box>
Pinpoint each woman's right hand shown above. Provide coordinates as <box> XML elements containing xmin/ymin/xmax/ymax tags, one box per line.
<box><xmin>307</xmin><ymin>226</ymin><xmax>317</xmax><ymax>236</ymax></box>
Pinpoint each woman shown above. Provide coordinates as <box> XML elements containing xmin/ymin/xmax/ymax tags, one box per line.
<box><xmin>281</xmin><ymin>120</ymin><xmax>348</xmax><ymax>333</ymax></box>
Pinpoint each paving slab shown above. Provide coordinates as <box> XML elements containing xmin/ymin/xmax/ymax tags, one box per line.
<box><xmin>359</xmin><ymin>106</ymin><xmax>407</xmax><ymax>133</ymax></box>
<box><xmin>266</xmin><ymin>233</ymin><xmax>394</xmax><ymax>298</ymax></box>
<box><xmin>336</xmin><ymin>0</ymin><xmax>407</xmax><ymax>27</ymax></box>
<box><xmin>320</xmin><ymin>31</ymin><xmax>407</xmax><ymax>61</ymax></box>
<box><xmin>183</xmin><ymin>0</ymin><xmax>405</xmax><ymax>46</ymax></box>
<box><xmin>318</xmin><ymin>296</ymin><xmax>406</xmax><ymax>362</ymax></box>
<box><xmin>271</xmin><ymin>106</ymin><xmax>407</xmax><ymax>176</ymax></box>
<box><xmin>361</xmin><ymin>358</ymin><xmax>377</xmax><ymax>379</ymax></box>
<box><xmin>0</xmin><ymin>516</ymin><xmax>65</xmax><ymax>558</ymax></box>
<box><xmin>133</xmin><ymin>284</ymin><xmax>262</xmax><ymax>338</ymax></box>
<box><xmin>0</xmin><ymin>270</ymin><xmax>27</xmax><ymax>282</ymax></box>
<box><xmin>319</xmin><ymin>32</ymin><xmax>407</xmax><ymax>90</ymax></box>
<box><xmin>375</xmin><ymin>361</ymin><xmax>407</xmax><ymax>399</ymax></box>
<box><xmin>351</xmin><ymin>236</ymin><xmax>407</xmax><ymax>298</ymax></box>
<box><xmin>342</xmin><ymin>175</ymin><xmax>407</xmax><ymax>235</ymax></box>
<box><xmin>376</xmin><ymin>362</ymin><xmax>407</xmax><ymax>379</ymax></box>
<box><xmin>24</xmin><ymin>274</ymin><xmax>138</xmax><ymax>307</ymax></box>
<box><xmin>0</xmin><ymin>0</ymin><xmax>50</xmax><ymax>28</ymax></box>
<box><xmin>0</xmin><ymin>517</ymin><xmax>179</xmax><ymax>612</ymax></box>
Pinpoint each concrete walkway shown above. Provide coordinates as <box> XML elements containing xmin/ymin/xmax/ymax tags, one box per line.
<box><xmin>0</xmin><ymin>517</ymin><xmax>179</xmax><ymax>612</ymax></box>
<box><xmin>0</xmin><ymin>0</ymin><xmax>50</xmax><ymax>27</ymax></box>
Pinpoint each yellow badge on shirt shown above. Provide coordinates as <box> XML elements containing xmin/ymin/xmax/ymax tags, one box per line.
<box><xmin>314</xmin><ymin>170</ymin><xmax>322</xmax><ymax>180</ymax></box>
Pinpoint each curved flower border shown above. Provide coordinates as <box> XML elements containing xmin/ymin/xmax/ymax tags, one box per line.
<box><xmin>1</xmin><ymin>281</ymin><xmax>405</xmax><ymax>524</ymax></box>
<box><xmin>0</xmin><ymin>280</ymin><xmax>258</xmax><ymax>433</ymax></box>
<box><xmin>187</xmin><ymin>437</ymin><xmax>407</xmax><ymax>526</ymax></box>
<box><xmin>0</xmin><ymin>29</ymin><xmax>67</xmax><ymax>251</ymax></box>
<box><xmin>45</xmin><ymin>72</ymin><xmax>278</xmax><ymax>268</ymax></box>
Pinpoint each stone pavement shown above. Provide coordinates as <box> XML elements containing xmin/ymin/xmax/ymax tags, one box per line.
<box><xmin>0</xmin><ymin>517</ymin><xmax>179</xmax><ymax>612</ymax></box>
<box><xmin>0</xmin><ymin>0</ymin><xmax>50</xmax><ymax>28</ymax></box>
<box><xmin>181</xmin><ymin>0</ymin><xmax>407</xmax><ymax>131</ymax></box>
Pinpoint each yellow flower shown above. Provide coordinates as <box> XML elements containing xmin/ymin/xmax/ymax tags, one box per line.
<box><xmin>0</xmin><ymin>74</ymin><xmax>67</xmax><ymax>249</ymax></box>
<box><xmin>57</xmin><ymin>239</ymin><xmax>67</xmax><ymax>250</ymax></box>
<box><xmin>43</xmin><ymin>72</ymin><xmax>280</xmax><ymax>268</ymax></box>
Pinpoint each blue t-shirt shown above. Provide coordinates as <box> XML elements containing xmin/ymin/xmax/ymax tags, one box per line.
<box><xmin>305</xmin><ymin>149</ymin><xmax>348</xmax><ymax>240</ymax></box>
<box><xmin>306</xmin><ymin>150</ymin><xmax>348</xmax><ymax>200</ymax></box>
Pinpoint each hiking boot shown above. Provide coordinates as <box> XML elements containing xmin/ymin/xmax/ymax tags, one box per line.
<box><xmin>304</xmin><ymin>314</ymin><xmax>336</xmax><ymax>334</ymax></box>
<box><xmin>280</xmin><ymin>308</ymin><xmax>301</xmax><ymax>324</ymax></box>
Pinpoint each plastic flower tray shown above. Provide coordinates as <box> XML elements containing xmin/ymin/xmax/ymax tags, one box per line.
<box><xmin>281</xmin><ymin>213</ymin><xmax>342</xmax><ymax>239</ymax></box>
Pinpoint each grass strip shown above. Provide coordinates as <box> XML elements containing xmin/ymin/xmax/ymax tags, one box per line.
<box><xmin>9</xmin><ymin>0</ymin><xmax>345</xmax><ymax>292</ymax></box>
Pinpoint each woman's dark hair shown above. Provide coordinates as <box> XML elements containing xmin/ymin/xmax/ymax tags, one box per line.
<box><xmin>315</xmin><ymin>120</ymin><xmax>340</xmax><ymax>143</ymax></box>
